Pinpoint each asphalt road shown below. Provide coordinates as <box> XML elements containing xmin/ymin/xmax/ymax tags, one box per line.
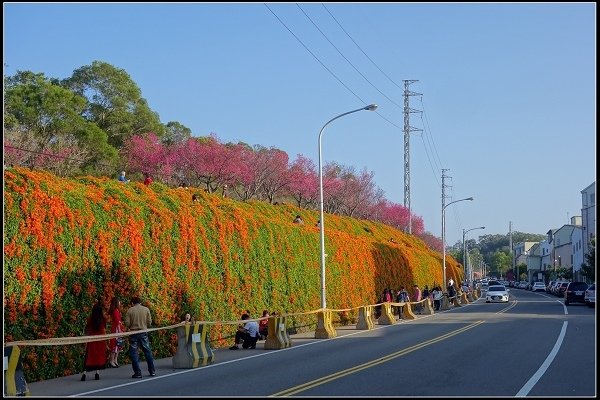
<box><xmin>24</xmin><ymin>289</ymin><xmax>596</xmax><ymax>397</ymax></box>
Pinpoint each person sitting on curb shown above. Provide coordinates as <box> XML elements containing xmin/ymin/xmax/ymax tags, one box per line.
<box><xmin>258</xmin><ymin>310</ymin><xmax>269</xmax><ymax>340</ymax></box>
<box><xmin>229</xmin><ymin>313</ymin><xmax>259</xmax><ymax>350</ymax></box>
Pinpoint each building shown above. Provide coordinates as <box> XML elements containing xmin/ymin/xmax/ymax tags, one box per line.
<box><xmin>581</xmin><ymin>182</ymin><xmax>596</xmax><ymax>258</ymax></box>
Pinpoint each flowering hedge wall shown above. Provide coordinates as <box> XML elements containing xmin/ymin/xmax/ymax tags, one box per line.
<box><xmin>3</xmin><ymin>167</ymin><xmax>462</xmax><ymax>382</ymax></box>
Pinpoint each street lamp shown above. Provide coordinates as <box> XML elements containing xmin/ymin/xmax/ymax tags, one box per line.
<box><xmin>442</xmin><ymin>196</ymin><xmax>474</xmax><ymax>291</ymax></box>
<box><xmin>318</xmin><ymin>104</ymin><xmax>377</xmax><ymax>309</ymax></box>
<box><xmin>463</xmin><ymin>226</ymin><xmax>485</xmax><ymax>283</ymax></box>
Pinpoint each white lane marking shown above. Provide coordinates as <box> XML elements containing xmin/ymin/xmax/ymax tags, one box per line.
<box><xmin>515</xmin><ymin>321</ymin><xmax>568</xmax><ymax>397</ymax></box>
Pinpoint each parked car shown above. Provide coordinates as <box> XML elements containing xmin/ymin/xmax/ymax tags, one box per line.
<box><xmin>480</xmin><ymin>282</ymin><xmax>489</xmax><ymax>292</ymax></box>
<box><xmin>584</xmin><ymin>283</ymin><xmax>595</xmax><ymax>307</ymax></box>
<box><xmin>556</xmin><ymin>281</ymin><xmax>570</xmax><ymax>297</ymax></box>
<box><xmin>485</xmin><ymin>285</ymin><xmax>510</xmax><ymax>303</ymax></box>
<box><xmin>564</xmin><ymin>282</ymin><xmax>588</xmax><ymax>305</ymax></box>
<box><xmin>518</xmin><ymin>281</ymin><xmax>529</xmax><ymax>289</ymax></box>
<box><xmin>531</xmin><ymin>282</ymin><xmax>546</xmax><ymax>292</ymax></box>
<box><xmin>546</xmin><ymin>281</ymin><xmax>556</xmax><ymax>293</ymax></box>
<box><xmin>551</xmin><ymin>281</ymin><xmax>563</xmax><ymax>295</ymax></box>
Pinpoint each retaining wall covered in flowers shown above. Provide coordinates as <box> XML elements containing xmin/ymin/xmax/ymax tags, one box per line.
<box><xmin>3</xmin><ymin>167</ymin><xmax>462</xmax><ymax>382</ymax></box>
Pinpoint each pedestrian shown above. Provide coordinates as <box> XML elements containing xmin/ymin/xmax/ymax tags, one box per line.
<box><xmin>433</xmin><ymin>286</ymin><xmax>443</xmax><ymax>311</ymax></box>
<box><xmin>124</xmin><ymin>296</ymin><xmax>156</xmax><ymax>378</ymax></box>
<box><xmin>396</xmin><ymin>287</ymin><xmax>410</xmax><ymax>318</ymax></box>
<box><xmin>258</xmin><ymin>310</ymin><xmax>269</xmax><ymax>340</ymax></box>
<box><xmin>143</xmin><ymin>173</ymin><xmax>152</xmax><ymax>186</ymax></box>
<box><xmin>412</xmin><ymin>285</ymin><xmax>422</xmax><ymax>314</ymax></box>
<box><xmin>182</xmin><ymin>313</ymin><xmax>193</xmax><ymax>324</ymax></box>
<box><xmin>229</xmin><ymin>313</ymin><xmax>259</xmax><ymax>350</ymax></box>
<box><xmin>118</xmin><ymin>171</ymin><xmax>130</xmax><ymax>183</ymax></box>
<box><xmin>107</xmin><ymin>297</ymin><xmax>124</xmax><ymax>368</ymax></box>
<box><xmin>81</xmin><ymin>301</ymin><xmax>108</xmax><ymax>381</ymax></box>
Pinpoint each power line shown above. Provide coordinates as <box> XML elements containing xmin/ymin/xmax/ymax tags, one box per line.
<box><xmin>264</xmin><ymin>4</ymin><xmax>402</xmax><ymax>130</ymax></box>
<box><xmin>419</xmin><ymin>96</ymin><xmax>444</xmax><ymax>171</ymax></box>
<box><xmin>264</xmin><ymin>4</ymin><xmax>367</xmax><ymax>106</ymax></box>
<box><xmin>297</xmin><ymin>3</ymin><xmax>403</xmax><ymax>110</ymax></box>
<box><xmin>322</xmin><ymin>3</ymin><xmax>405</xmax><ymax>92</ymax></box>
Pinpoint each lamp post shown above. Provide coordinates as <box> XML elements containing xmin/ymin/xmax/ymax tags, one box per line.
<box><xmin>442</xmin><ymin>197</ymin><xmax>474</xmax><ymax>292</ymax></box>
<box><xmin>318</xmin><ymin>104</ymin><xmax>377</xmax><ymax>309</ymax></box>
<box><xmin>463</xmin><ymin>226</ymin><xmax>485</xmax><ymax>283</ymax></box>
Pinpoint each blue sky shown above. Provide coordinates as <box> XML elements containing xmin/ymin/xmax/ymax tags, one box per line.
<box><xmin>4</xmin><ymin>3</ymin><xmax>596</xmax><ymax>246</ymax></box>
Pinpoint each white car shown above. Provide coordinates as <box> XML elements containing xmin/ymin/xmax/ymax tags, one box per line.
<box><xmin>584</xmin><ymin>283</ymin><xmax>595</xmax><ymax>307</ymax></box>
<box><xmin>486</xmin><ymin>285</ymin><xmax>510</xmax><ymax>303</ymax></box>
<box><xmin>480</xmin><ymin>283</ymin><xmax>489</xmax><ymax>292</ymax></box>
<box><xmin>531</xmin><ymin>282</ymin><xmax>546</xmax><ymax>292</ymax></box>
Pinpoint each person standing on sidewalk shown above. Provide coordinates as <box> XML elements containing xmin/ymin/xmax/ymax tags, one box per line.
<box><xmin>124</xmin><ymin>296</ymin><xmax>156</xmax><ymax>378</ymax></box>
<box><xmin>81</xmin><ymin>301</ymin><xmax>108</xmax><ymax>381</ymax></box>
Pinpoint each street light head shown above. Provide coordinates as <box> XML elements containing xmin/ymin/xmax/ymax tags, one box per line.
<box><xmin>364</xmin><ymin>104</ymin><xmax>378</xmax><ymax>111</ymax></box>
<box><xmin>466</xmin><ymin>197</ymin><xmax>474</xmax><ymax>201</ymax></box>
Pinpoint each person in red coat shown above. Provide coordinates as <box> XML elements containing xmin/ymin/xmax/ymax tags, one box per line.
<box><xmin>81</xmin><ymin>301</ymin><xmax>108</xmax><ymax>381</ymax></box>
<box><xmin>108</xmin><ymin>297</ymin><xmax>125</xmax><ymax>368</ymax></box>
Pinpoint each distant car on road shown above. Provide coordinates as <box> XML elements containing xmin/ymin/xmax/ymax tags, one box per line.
<box><xmin>486</xmin><ymin>285</ymin><xmax>510</xmax><ymax>303</ymax></box>
<box><xmin>531</xmin><ymin>282</ymin><xmax>546</xmax><ymax>292</ymax></box>
<box><xmin>584</xmin><ymin>283</ymin><xmax>595</xmax><ymax>307</ymax></box>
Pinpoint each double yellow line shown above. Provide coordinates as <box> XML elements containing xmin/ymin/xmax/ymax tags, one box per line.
<box><xmin>271</xmin><ymin>320</ymin><xmax>484</xmax><ymax>397</ymax></box>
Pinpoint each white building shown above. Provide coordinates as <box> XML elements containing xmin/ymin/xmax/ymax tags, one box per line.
<box><xmin>571</xmin><ymin>227</ymin><xmax>584</xmax><ymax>281</ymax></box>
<box><xmin>581</xmin><ymin>182</ymin><xmax>596</xmax><ymax>257</ymax></box>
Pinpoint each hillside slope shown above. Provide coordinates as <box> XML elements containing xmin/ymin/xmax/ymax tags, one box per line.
<box><xmin>3</xmin><ymin>167</ymin><xmax>462</xmax><ymax>381</ymax></box>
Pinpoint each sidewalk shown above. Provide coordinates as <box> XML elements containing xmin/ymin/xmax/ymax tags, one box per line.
<box><xmin>23</xmin><ymin>324</ymin><xmax>349</xmax><ymax>397</ymax></box>
<box><xmin>22</xmin><ymin>307</ymin><xmax>452</xmax><ymax>397</ymax></box>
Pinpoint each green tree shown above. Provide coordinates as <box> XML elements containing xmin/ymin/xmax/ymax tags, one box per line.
<box><xmin>162</xmin><ymin>121</ymin><xmax>192</xmax><ymax>145</ymax></box>
<box><xmin>62</xmin><ymin>60</ymin><xmax>165</xmax><ymax>148</ymax></box>
<box><xmin>491</xmin><ymin>250</ymin><xmax>511</xmax><ymax>277</ymax></box>
<box><xmin>4</xmin><ymin>71</ymin><xmax>118</xmax><ymax>175</ymax></box>
<box><xmin>581</xmin><ymin>237</ymin><xmax>596</xmax><ymax>282</ymax></box>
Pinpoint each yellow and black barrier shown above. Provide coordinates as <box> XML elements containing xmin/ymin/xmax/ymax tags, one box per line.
<box><xmin>4</xmin><ymin>345</ymin><xmax>29</xmax><ymax>396</ymax></box>
<box><xmin>265</xmin><ymin>315</ymin><xmax>292</xmax><ymax>349</ymax></box>
<box><xmin>378</xmin><ymin>303</ymin><xmax>396</xmax><ymax>325</ymax></box>
<box><xmin>440</xmin><ymin>295</ymin><xmax>450</xmax><ymax>311</ymax></box>
<box><xmin>451</xmin><ymin>295</ymin><xmax>461</xmax><ymax>307</ymax></box>
<box><xmin>356</xmin><ymin>306</ymin><xmax>375</xmax><ymax>330</ymax></box>
<box><xmin>460</xmin><ymin>292</ymin><xmax>470</xmax><ymax>305</ymax></box>
<box><xmin>400</xmin><ymin>302</ymin><xmax>416</xmax><ymax>320</ymax></box>
<box><xmin>467</xmin><ymin>291</ymin><xmax>474</xmax><ymax>302</ymax></box>
<box><xmin>172</xmin><ymin>323</ymin><xmax>214</xmax><ymax>369</ymax></box>
<box><xmin>315</xmin><ymin>310</ymin><xmax>337</xmax><ymax>339</ymax></box>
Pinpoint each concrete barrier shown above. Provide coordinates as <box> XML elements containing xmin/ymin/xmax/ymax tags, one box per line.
<box><xmin>315</xmin><ymin>310</ymin><xmax>337</xmax><ymax>339</ymax></box>
<box><xmin>378</xmin><ymin>303</ymin><xmax>396</xmax><ymax>325</ymax></box>
<box><xmin>421</xmin><ymin>298</ymin><xmax>434</xmax><ymax>315</ymax></box>
<box><xmin>356</xmin><ymin>306</ymin><xmax>375</xmax><ymax>330</ymax></box>
<box><xmin>265</xmin><ymin>315</ymin><xmax>292</xmax><ymax>349</ymax></box>
<box><xmin>4</xmin><ymin>346</ymin><xmax>29</xmax><ymax>396</ymax></box>
<box><xmin>172</xmin><ymin>323</ymin><xmax>215</xmax><ymax>368</ymax></box>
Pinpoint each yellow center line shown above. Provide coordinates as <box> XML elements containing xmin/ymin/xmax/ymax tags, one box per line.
<box><xmin>271</xmin><ymin>320</ymin><xmax>485</xmax><ymax>397</ymax></box>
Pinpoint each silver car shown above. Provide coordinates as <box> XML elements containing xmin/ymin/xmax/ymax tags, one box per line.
<box><xmin>486</xmin><ymin>285</ymin><xmax>510</xmax><ymax>303</ymax></box>
<box><xmin>531</xmin><ymin>282</ymin><xmax>546</xmax><ymax>292</ymax></box>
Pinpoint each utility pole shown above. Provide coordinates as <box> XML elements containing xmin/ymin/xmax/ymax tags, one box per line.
<box><xmin>509</xmin><ymin>221</ymin><xmax>513</xmax><ymax>280</ymax></box>
<box><xmin>441</xmin><ymin>169</ymin><xmax>450</xmax><ymax>287</ymax></box>
<box><xmin>403</xmin><ymin>80</ymin><xmax>422</xmax><ymax>234</ymax></box>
